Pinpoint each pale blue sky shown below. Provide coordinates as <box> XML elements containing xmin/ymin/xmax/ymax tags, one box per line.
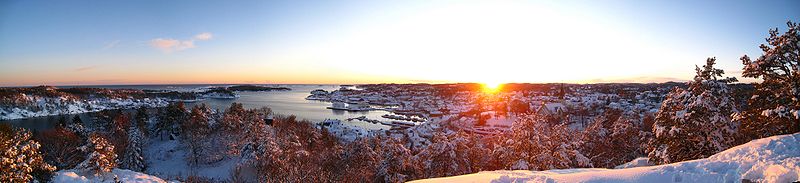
<box><xmin>0</xmin><ymin>0</ymin><xmax>798</xmax><ymax>86</ymax></box>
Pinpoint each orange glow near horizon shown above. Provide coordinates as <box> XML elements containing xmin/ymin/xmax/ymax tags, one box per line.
<box><xmin>481</xmin><ymin>82</ymin><xmax>503</xmax><ymax>94</ymax></box>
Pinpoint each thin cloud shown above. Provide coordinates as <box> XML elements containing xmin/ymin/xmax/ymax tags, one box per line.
<box><xmin>149</xmin><ymin>32</ymin><xmax>213</xmax><ymax>53</ymax></box>
<box><xmin>150</xmin><ymin>38</ymin><xmax>196</xmax><ymax>53</ymax></box>
<box><xmin>103</xmin><ymin>40</ymin><xmax>120</xmax><ymax>50</ymax></box>
<box><xmin>74</xmin><ymin>66</ymin><xmax>97</xmax><ymax>72</ymax></box>
<box><xmin>194</xmin><ymin>32</ymin><xmax>213</xmax><ymax>40</ymax></box>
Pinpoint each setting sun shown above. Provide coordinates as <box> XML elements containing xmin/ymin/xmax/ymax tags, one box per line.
<box><xmin>481</xmin><ymin>82</ymin><xmax>503</xmax><ymax>93</ymax></box>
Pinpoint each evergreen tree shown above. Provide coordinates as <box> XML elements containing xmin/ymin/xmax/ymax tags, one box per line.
<box><xmin>111</xmin><ymin>113</ymin><xmax>131</xmax><ymax>146</ymax></box>
<box><xmin>134</xmin><ymin>106</ymin><xmax>150</xmax><ymax>137</ymax></box>
<box><xmin>374</xmin><ymin>138</ymin><xmax>414</xmax><ymax>182</ymax></box>
<box><xmin>648</xmin><ymin>58</ymin><xmax>739</xmax><ymax>164</ymax></box>
<box><xmin>35</xmin><ymin>126</ymin><xmax>85</xmax><ymax>170</ymax></box>
<box><xmin>581</xmin><ymin>110</ymin><xmax>646</xmax><ymax>168</ymax></box>
<box><xmin>0</xmin><ymin>124</ymin><xmax>55</xmax><ymax>182</ymax></box>
<box><xmin>183</xmin><ymin>105</ymin><xmax>210</xmax><ymax>165</ymax></box>
<box><xmin>494</xmin><ymin>114</ymin><xmax>591</xmax><ymax>171</ymax></box>
<box><xmin>220</xmin><ymin>103</ymin><xmax>246</xmax><ymax>133</ymax></box>
<box><xmin>739</xmin><ymin>21</ymin><xmax>800</xmax><ymax>138</ymax></box>
<box><xmin>77</xmin><ymin>133</ymin><xmax>117</xmax><ymax>175</ymax></box>
<box><xmin>120</xmin><ymin>125</ymin><xmax>146</xmax><ymax>172</ymax></box>
<box><xmin>156</xmin><ymin>102</ymin><xmax>186</xmax><ymax>140</ymax></box>
<box><xmin>67</xmin><ymin>115</ymin><xmax>88</xmax><ymax>138</ymax></box>
<box><xmin>338</xmin><ymin>137</ymin><xmax>379</xmax><ymax>182</ymax></box>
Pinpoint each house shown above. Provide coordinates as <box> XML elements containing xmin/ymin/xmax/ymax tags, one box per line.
<box><xmin>347</xmin><ymin>102</ymin><xmax>371</xmax><ymax>111</ymax></box>
<box><xmin>537</xmin><ymin>102</ymin><xmax>566</xmax><ymax>116</ymax></box>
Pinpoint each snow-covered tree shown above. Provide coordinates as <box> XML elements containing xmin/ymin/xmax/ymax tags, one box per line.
<box><xmin>183</xmin><ymin>105</ymin><xmax>211</xmax><ymax>165</ymax></box>
<box><xmin>35</xmin><ymin>127</ymin><xmax>85</xmax><ymax>169</ymax></box>
<box><xmin>0</xmin><ymin>125</ymin><xmax>55</xmax><ymax>182</ymax></box>
<box><xmin>77</xmin><ymin>133</ymin><xmax>117</xmax><ymax>175</ymax></box>
<box><xmin>416</xmin><ymin>132</ymin><xmax>461</xmax><ymax>177</ymax></box>
<box><xmin>494</xmin><ymin>114</ymin><xmax>591</xmax><ymax>170</ymax></box>
<box><xmin>581</xmin><ymin>110</ymin><xmax>647</xmax><ymax>168</ymax></box>
<box><xmin>67</xmin><ymin>115</ymin><xmax>88</xmax><ymax>138</ymax></box>
<box><xmin>338</xmin><ymin>137</ymin><xmax>380</xmax><ymax>182</ymax></box>
<box><xmin>120</xmin><ymin>125</ymin><xmax>146</xmax><ymax>172</ymax></box>
<box><xmin>134</xmin><ymin>106</ymin><xmax>149</xmax><ymax>137</ymax></box>
<box><xmin>452</xmin><ymin>131</ymin><xmax>490</xmax><ymax>173</ymax></box>
<box><xmin>155</xmin><ymin>102</ymin><xmax>186</xmax><ymax>140</ymax></box>
<box><xmin>110</xmin><ymin>113</ymin><xmax>131</xmax><ymax>157</ymax></box>
<box><xmin>376</xmin><ymin>140</ymin><xmax>413</xmax><ymax>182</ymax></box>
<box><xmin>739</xmin><ymin>21</ymin><xmax>800</xmax><ymax>138</ymax></box>
<box><xmin>220</xmin><ymin>103</ymin><xmax>247</xmax><ymax>132</ymax></box>
<box><xmin>648</xmin><ymin>57</ymin><xmax>739</xmax><ymax>164</ymax></box>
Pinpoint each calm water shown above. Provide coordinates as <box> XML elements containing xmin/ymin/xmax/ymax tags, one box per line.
<box><xmin>2</xmin><ymin>84</ymin><xmax>391</xmax><ymax>130</ymax></box>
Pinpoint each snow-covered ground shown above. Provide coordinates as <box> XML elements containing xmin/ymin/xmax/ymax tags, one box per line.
<box><xmin>319</xmin><ymin>119</ymin><xmax>376</xmax><ymax>142</ymax></box>
<box><xmin>145</xmin><ymin>139</ymin><xmax>239</xmax><ymax>180</ymax></box>
<box><xmin>411</xmin><ymin>132</ymin><xmax>800</xmax><ymax>183</ymax></box>
<box><xmin>52</xmin><ymin>169</ymin><xmax>177</xmax><ymax>183</ymax></box>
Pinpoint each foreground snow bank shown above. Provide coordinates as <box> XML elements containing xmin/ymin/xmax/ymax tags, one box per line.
<box><xmin>412</xmin><ymin>133</ymin><xmax>800</xmax><ymax>183</ymax></box>
<box><xmin>52</xmin><ymin>168</ymin><xmax>175</xmax><ymax>183</ymax></box>
<box><xmin>614</xmin><ymin>157</ymin><xmax>653</xmax><ymax>169</ymax></box>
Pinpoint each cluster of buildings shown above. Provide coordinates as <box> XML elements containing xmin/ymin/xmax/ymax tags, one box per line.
<box><xmin>308</xmin><ymin>83</ymin><xmax>678</xmax><ymax>135</ymax></box>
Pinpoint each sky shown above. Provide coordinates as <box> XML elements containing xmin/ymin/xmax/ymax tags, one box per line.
<box><xmin>1</xmin><ymin>0</ymin><xmax>798</xmax><ymax>86</ymax></box>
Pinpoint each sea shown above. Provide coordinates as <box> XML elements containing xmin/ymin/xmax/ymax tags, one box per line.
<box><xmin>1</xmin><ymin>84</ymin><xmax>392</xmax><ymax>131</ymax></box>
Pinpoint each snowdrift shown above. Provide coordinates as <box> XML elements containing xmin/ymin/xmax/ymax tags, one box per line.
<box><xmin>412</xmin><ymin>133</ymin><xmax>800</xmax><ymax>183</ymax></box>
<box><xmin>52</xmin><ymin>168</ymin><xmax>176</xmax><ymax>183</ymax></box>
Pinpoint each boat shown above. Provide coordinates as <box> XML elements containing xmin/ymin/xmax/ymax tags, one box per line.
<box><xmin>327</xmin><ymin>102</ymin><xmax>349</xmax><ymax>110</ymax></box>
<box><xmin>327</xmin><ymin>101</ymin><xmax>372</xmax><ymax>111</ymax></box>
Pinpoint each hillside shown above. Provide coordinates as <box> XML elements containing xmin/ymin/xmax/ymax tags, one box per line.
<box><xmin>412</xmin><ymin>132</ymin><xmax>800</xmax><ymax>183</ymax></box>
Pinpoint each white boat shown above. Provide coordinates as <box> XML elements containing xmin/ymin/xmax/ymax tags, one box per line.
<box><xmin>327</xmin><ymin>101</ymin><xmax>372</xmax><ymax>111</ymax></box>
<box><xmin>327</xmin><ymin>102</ymin><xmax>349</xmax><ymax>110</ymax></box>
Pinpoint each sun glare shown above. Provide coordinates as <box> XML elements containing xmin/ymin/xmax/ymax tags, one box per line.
<box><xmin>481</xmin><ymin>82</ymin><xmax>503</xmax><ymax>93</ymax></box>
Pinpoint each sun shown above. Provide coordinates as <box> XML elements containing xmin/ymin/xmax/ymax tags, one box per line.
<box><xmin>481</xmin><ymin>82</ymin><xmax>503</xmax><ymax>93</ymax></box>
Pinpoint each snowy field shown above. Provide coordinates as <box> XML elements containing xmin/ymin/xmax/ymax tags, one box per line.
<box><xmin>412</xmin><ymin>133</ymin><xmax>800</xmax><ymax>183</ymax></box>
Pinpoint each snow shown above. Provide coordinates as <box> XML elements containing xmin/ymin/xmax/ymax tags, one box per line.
<box><xmin>614</xmin><ymin>157</ymin><xmax>652</xmax><ymax>169</ymax></box>
<box><xmin>52</xmin><ymin>169</ymin><xmax>176</xmax><ymax>183</ymax></box>
<box><xmin>320</xmin><ymin>119</ymin><xmax>375</xmax><ymax>142</ymax></box>
<box><xmin>411</xmin><ymin>133</ymin><xmax>800</xmax><ymax>183</ymax></box>
<box><xmin>145</xmin><ymin>139</ymin><xmax>239</xmax><ymax>180</ymax></box>
<box><xmin>0</xmin><ymin>97</ymin><xmax>168</xmax><ymax>120</ymax></box>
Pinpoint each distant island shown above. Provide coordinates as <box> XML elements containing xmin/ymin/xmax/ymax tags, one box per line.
<box><xmin>0</xmin><ymin>84</ymin><xmax>294</xmax><ymax>119</ymax></box>
<box><xmin>226</xmin><ymin>85</ymin><xmax>291</xmax><ymax>92</ymax></box>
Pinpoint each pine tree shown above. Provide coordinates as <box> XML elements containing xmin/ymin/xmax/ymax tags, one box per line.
<box><xmin>183</xmin><ymin>105</ymin><xmax>210</xmax><ymax>165</ymax></box>
<box><xmin>120</xmin><ymin>125</ymin><xmax>146</xmax><ymax>172</ymax></box>
<box><xmin>0</xmin><ymin>124</ymin><xmax>55</xmax><ymax>182</ymax></box>
<box><xmin>581</xmin><ymin>110</ymin><xmax>646</xmax><ymax>168</ymax></box>
<box><xmin>67</xmin><ymin>115</ymin><xmax>88</xmax><ymax>138</ymax></box>
<box><xmin>134</xmin><ymin>106</ymin><xmax>150</xmax><ymax>137</ymax></box>
<box><xmin>78</xmin><ymin>133</ymin><xmax>117</xmax><ymax>175</ymax></box>
<box><xmin>35</xmin><ymin>126</ymin><xmax>85</xmax><ymax>169</ymax></box>
<box><xmin>221</xmin><ymin>103</ymin><xmax>246</xmax><ymax>131</ymax></box>
<box><xmin>374</xmin><ymin>137</ymin><xmax>414</xmax><ymax>182</ymax></box>
<box><xmin>494</xmin><ymin>114</ymin><xmax>591</xmax><ymax>171</ymax></box>
<box><xmin>648</xmin><ymin>57</ymin><xmax>739</xmax><ymax>164</ymax></box>
<box><xmin>739</xmin><ymin>21</ymin><xmax>800</xmax><ymax>138</ymax></box>
<box><xmin>338</xmin><ymin>137</ymin><xmax>379</xmax><ymax>182</ymax></box>
<box><xmin>156</xmin><ymin>102</ymin><xmax>186</xmax><ymax>140</ymax></box>
<box><xmin>110</xmin><ymin>113</ymin><xmax>131</xmax><ymax>157</ymax></box>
